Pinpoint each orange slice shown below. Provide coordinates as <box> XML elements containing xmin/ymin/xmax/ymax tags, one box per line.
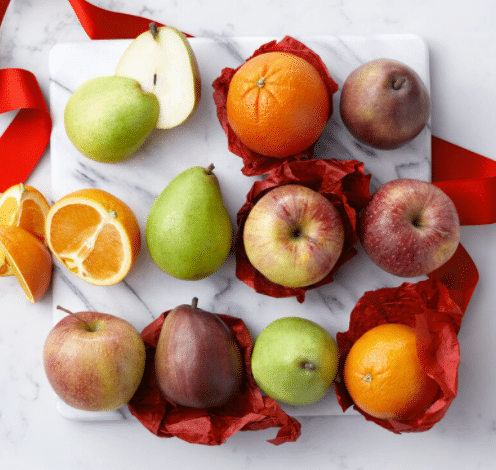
<box><xmin>0</xmin><ymin>183</ymin><xmax>51</xmax><ymax>276</ymax></box>
<box><xmin>45</xmin><ymin>188</ymin><xmax>141</xmax><ymax>286</ymax></box>
<box><xmin>0</xmin><ymin>225</ymin><xmax>53</xmax><ymax>303</ymax></box>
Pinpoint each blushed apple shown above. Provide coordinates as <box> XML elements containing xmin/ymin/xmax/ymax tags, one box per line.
<box><xmin>251</xmin><ymin>316</ymin><xmax>339</xmax><ymax>406</ymax></box>
<box><xmin>243</xmin><ymin>184</ymin><xmax>345</xmax><ymax>288</ymax></box>
<box><xmin>340</xmin><ymin>58</ymin><xmax>431</xmax><ymax>150</ymax></box>
<box><xmin>43</xmin><ymin>306</ymin><xmax>146</xmax><ymax>412</ymax></box>
<box><xmin>359</xmin><ymin>178</ymin><xmax>460</xmax><ymax>277</ymax></box>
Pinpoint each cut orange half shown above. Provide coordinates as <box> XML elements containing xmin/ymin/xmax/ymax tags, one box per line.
<box><xmin>45</xmin><ymin>188</ymin><xmax>141</xmax><ymax>286</ymax></box>
<box><xmin>0</xmin><ymin>183</ymin><xmax>51</xmax><ymax>276</ymax></box>
<box><xmin>0</xmin><ymin>225</ymin><xmax>53</xmax><ymax>303</ymax></box>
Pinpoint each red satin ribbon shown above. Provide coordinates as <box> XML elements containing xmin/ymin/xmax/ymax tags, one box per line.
<box><xmin>0</xmin><ymin>0</ymin><xmax>52</xmax><ymax>192</ymax></box>
<box><xmin>0</xmin><ymin>0</ymin><xmax>490</xmax><ymax>313</ymax></box>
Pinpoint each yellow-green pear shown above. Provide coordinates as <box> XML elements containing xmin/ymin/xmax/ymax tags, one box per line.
<box><xmin>64</xmin><ymin>76</ymin><xmax>159</xmax><ymax>163</ymax></box>
<box><xmin>146</xmin><ymin>164</ymin><xmax>233</xmax><ymax>280</ymax></box>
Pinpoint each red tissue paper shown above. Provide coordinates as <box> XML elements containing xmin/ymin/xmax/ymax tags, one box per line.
<box><xmin>235</xmin><ymin>158</ymin><xmax>371</xmax><ymax>303</ymax></box>
<box><xmin>128</xmin><ymin>310</ymin><xmax>301</xmax><ymax>445</ymax></box>
<box><xmin>212</xmin><ymin>35</ymin><xmax>339</xmax><ymax>176</ymax></box>
<box><xmin>335</xmin><ymin>279</ymin><xmax>464</xmax><ymax>433</ymax></box>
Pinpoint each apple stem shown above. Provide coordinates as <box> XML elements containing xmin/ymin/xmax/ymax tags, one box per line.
<box><xmin>204</xmin><ymin>164</ymin><xmax>215</xmax><ymax>175</ymax></box>
<box><xmin>392</xmin><ymin>76</ymin><xmax>407</xmax><ymax>90</ymax></box>
<box><xmin>302</xmin><ymin>361</ymin><xmax>317</xmax><ymax>371</ymax></box>
<box><xmin>149</xmin><ymin>22</ymin><xmax>159</xmax><ymax>39</ymax></box>
<box><xmin>191</xmin><ymin>297</ymin><xmax>199</xmax><ymax>309</ymax></box>
<box><xmin>57</xmin><ymin>305</ymin><xmax>94</xmax><ymax>331</ymax></box>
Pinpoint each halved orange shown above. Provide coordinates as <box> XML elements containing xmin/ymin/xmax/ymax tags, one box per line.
<box><xmin>0</xmin><ymin>183</ymin><xmax>51</xmax><ymax>276</ymax></box>
<box><xmin>45</xmin><ymin>188</ymin><xmax>141</xmax><ymax>286</ymax></box>
<box><xmin>0</xmin><ymin>225</ymin><xmax>53</xmax><ymax>303</ymax></box>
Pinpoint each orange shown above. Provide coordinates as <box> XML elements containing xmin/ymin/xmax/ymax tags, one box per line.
<box><xmin>0</xmin><ymin>225</ymin><xmax>53</xmax><ymax>303</ymax></box>
<box><xmin>45</xmin><ymin>189</ymin><xmax>141</xmax><ymax>286</ymax></box>
<box><xmin>226</xmin><ymin>51</ymin><xmax>330</xmax><ymax>158</ymax></box>
<box><xmin>343</xmin><ymin>323</ymin><xmax>438</xmax><ymax>420</ymax></box>
<box><xmin>0</xmin><ymin>183</ymin><xmax>50</xmax><ymax>276</ymax></box>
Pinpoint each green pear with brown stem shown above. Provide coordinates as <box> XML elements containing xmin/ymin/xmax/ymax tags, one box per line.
<box><xmin>145</xmin><ymin>164</ymin><xmax>233</xmax><ymax>280</ymax></box>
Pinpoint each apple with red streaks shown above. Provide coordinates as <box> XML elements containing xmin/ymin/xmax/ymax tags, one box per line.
<box><xmin>359</xmin><ymin>178</ymin><xmax>460</xmax><ymax>277</ymax></box>
<box><xmin>243</xmin><ymin>184</ymin><xmax>345</xmax><ymax>288</ymax></box>
<box><xmin>43</xmin><ymin>306</ymin><xmax>146</xmax><ymax>412</ymax></box>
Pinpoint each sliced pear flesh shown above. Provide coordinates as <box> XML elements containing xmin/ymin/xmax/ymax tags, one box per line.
<box><xmin>116</xmin><ymin>24</ymin><xmax>201</xmax><ymax>129</ymax></box>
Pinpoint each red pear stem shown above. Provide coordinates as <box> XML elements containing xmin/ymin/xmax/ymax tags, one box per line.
<box><xmin>57</xmin><ymin>305</ymin><xmax>92</xmax><ymax>331</ymax></box>
<box><xmin>191</xmin><ymin>297</ymin><xmax>199</xmax><ymax>309</ymax></box>
<box><xmin>392</xmin><ymin>76</ymin><xmax>407</xmax><ymax>90</ymax></box>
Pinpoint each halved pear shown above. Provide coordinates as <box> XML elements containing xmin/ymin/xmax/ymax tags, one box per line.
<box><xmin>115</xmin><ymin>23</ymin><xmax>201</xmax><ymax>129</ymax></box>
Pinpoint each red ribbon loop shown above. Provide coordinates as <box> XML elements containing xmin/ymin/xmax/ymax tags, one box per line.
<box><xmin>0</xmin><ymin>68</ymin><xmax>52</xmax><ymax>192</ymax></box>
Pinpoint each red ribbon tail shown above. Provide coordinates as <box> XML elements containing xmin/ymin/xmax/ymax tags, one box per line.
<box><xmin>428</xmin><ymin>243</ymin><xmax>479</xmax><ymax>313</ymax></box>
<box><xmin>432</xmin><ymin>136</ymin><xmax>496</xmax><ymax>225</ymax></box>
<box><xmin>68</xmin><ymin>0</ymin><xmax>193</xmax><ymax>39</ymax></box>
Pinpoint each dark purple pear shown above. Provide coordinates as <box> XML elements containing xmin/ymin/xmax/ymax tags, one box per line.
<box><xmin>155</xmin><ymin>297</ymin><xmax>243</xmax><ymax>408</ymax></box>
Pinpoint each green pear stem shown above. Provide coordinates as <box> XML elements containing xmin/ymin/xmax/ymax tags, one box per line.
<box><xmin>204</xmin><ymin>164</ymin><xmax>215</xmax><ymax>175</ymax></box>
<box><xmin>57</xmin><ymin>305</ymin><xmax>94</xmax><ymax>331</ymax></box>
<box><xmin>149</xmin><ymin>22</ymin><xmax>159</xmax><ymax>40</ymax></box>
<box><xmin>191</xmin><ymin>297</ymin><xmax>199</xmax><ymax>309</ymax></box>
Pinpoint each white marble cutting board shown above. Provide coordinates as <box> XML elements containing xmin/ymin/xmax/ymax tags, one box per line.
<box><xmin>48</xmin><ymin>34</ymin><xmax>431</xmax><ymax>421</ymax></box>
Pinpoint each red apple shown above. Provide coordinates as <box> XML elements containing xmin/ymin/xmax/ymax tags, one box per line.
<box><xmin>243</xmin><ymin>184</ymin><xmax>345</xmax><ymax>288</ymax></box>
<box><xmin>43</xmin><ymin>307</ymin><xmax>146</xmax><ymax>412</ymax></box>
<box><xmin>359</xmin><ymin>179</ymin><xmax>460</xmax><ymax>277</ymax></box>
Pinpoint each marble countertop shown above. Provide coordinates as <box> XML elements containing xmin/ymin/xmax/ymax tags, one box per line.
<box><xmin>2</xmin><ymin>0</ymin><xmax>496</xmax><ymax>469</ymax></box>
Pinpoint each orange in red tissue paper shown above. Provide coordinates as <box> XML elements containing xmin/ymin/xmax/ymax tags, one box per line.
<box><xmin>212</xmin><ymin>35</ymin><xmax>339</xmax><ymax>176</ymax></box>
<box><xmin>128</xmin><ymin>310</ymin><xmax>301</xmax><ymax>445</ymax></box>
<box><xmin>335</xmin><ymin>279</ymin><xmax>463</xmax><ymax>433</ymax></box>
<box><xmin>235</xmin><ymin>158</ymin><xmax>371</xmax><ymax>303</ymax></box>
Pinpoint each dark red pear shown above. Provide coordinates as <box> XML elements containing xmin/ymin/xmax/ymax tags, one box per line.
<box><xmin>340</xmin><ymin>58</ymin><xmax>431</xmax><ymax>150</ymax></box>
<box><xmin>155</xmin><ymin>297</ymin><xmax>243</xmax><ymax>408</ymax></box>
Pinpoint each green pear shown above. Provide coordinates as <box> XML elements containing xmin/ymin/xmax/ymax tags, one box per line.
<box><xmin>145</xmin><ymin>164</ymin><xmax>233</xmax><ymax>280</ymax></box>
<box><xmin>115</xmin><ymin>23</ymin><xmax>201</xmax><ymax>129</ymax></box>
<box><xmin>251</xmin><ymin>317</ymin><xmax>339</xmax><ymax>406</ymax></box>
<box><xmin>64</xmin><ymin>76</ymin><xmax>160</xmax><ymax>163</ymax></box>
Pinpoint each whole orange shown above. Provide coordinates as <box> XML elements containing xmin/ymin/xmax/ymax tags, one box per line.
<box><xmin>226</xmin><ymin>51</ymin><xmax>330</xmax><ymax>158</ymax></box>
<box><xmin>343</xmin><ymin>323</ymin><xmax>438</xmax><ymax>420</ymax></box>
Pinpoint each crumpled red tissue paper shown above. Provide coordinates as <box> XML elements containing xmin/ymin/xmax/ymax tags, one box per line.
<box><xmin>212</xmin><ymin>35</ymin><xmax>339</xmax><ymax>176</ymax></box>
<box><xmin>128</xmin><ymin>310</ymin><xmax>301</xmax><ymax>445</ymax></box>
<box><xmin>235</xmin><ymin>158</ymin><xmax>371</xmax><ymax>303</ymax></box>
<box><xmin>335</xmin><ymin>279</ymin><xmax>464</xmax><ymax>433</ymax></box>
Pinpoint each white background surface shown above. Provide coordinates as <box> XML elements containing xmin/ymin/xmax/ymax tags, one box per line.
<box><xmin>1</xmin><ymin>1</ymin><xmax>496</xmax><ymax>469</ymax></box>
